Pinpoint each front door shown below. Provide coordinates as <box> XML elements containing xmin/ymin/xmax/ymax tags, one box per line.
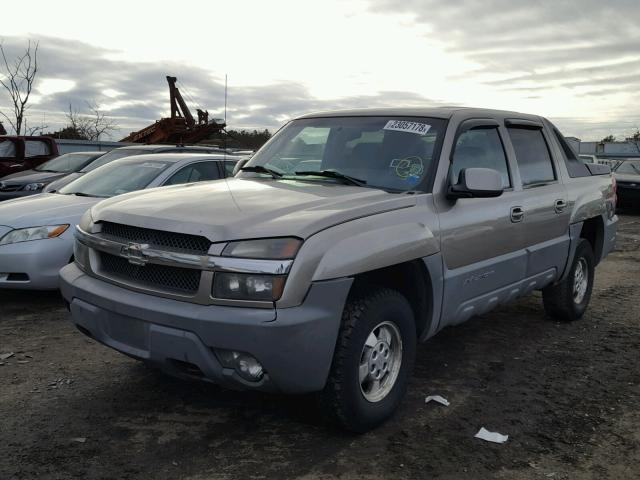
<box><xmin>437</xmin><ymin>120</ymin><xmax>528</xmax><ymax>326</ymax></box>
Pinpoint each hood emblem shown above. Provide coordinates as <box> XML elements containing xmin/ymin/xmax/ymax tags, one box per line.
<box><xmin>120</xmin><ymin>242</ymin><xmax>150</xmax><ymax>266</ymax></box>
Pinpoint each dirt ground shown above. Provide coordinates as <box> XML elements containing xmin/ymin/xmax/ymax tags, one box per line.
<box><xmin>1</xmin><ymin>214</ymin><xmax>639</xmax><ymax>480</ymax></box>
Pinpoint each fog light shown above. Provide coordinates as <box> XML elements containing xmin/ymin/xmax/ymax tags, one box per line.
<box><xmin>215</xmin><ymin>349</ymin><xmax>264</xmax><ymax>382</ymax></box>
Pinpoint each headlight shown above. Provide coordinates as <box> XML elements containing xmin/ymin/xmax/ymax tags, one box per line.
<box><xmin>222</xmin><ymin>237</ymin><xmax>301</xmax><ymax>259</ymax></box>
<box><xmin>215</xmin><ymin>238</ymin><xmax>301</xmax><ymax>301</ymax></box>
<box><xmin>23</xmin><ymin>182</ymin><xmax>45</xmax><ymax>191</ymax></box>
<box><xmin>0</xmin><ymin>224</ymin><xmax>70</xmax><ymax>246</ymax></box>
<box><xmin>213</xmin><ymin>273</ymin><xmax>286</xmax><ymax>301</ymax></box>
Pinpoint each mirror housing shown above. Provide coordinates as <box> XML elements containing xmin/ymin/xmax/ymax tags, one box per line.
<box><xmin>447</xmin><ymin>167</ymin><xmax>504</xmax><ymax>199</ymax></box>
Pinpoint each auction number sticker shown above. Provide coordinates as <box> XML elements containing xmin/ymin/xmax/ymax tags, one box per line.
<box><xmin>384</xmin><ymin>120</ymin><xmax>431</xmax><ymax>135</ymax></box>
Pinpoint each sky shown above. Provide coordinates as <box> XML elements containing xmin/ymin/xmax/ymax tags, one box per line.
<box><xmin>0</xmin><ymin>0</ymin><xmax>639</xmax><ymax>141</ymax></box>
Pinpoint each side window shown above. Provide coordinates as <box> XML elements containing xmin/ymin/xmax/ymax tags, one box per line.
<box><xmin>553</xmin><ymin>128</ymin><xmax>590</xmax><ymax>178</ymax></box>
<box><xmin>224</xmin><ymin>161</ymin><xmax>237</xmax><ymax>177</ymax></box>
<box><xmin>164</xmin><ymin>162</ymin><xmax>220</xmax><ymax>186</ymax></box>
<box><xmin>451</xmin><ymin>128</ymin><xmax>511</xmax><ymax>188</ymax></box>
<box><xmin>0</xmin><ymin>139</ymin><xmax>17</xmax><ymax>157</ymax></box>
<box><xmin>25</xmin><ymin>140</ymin><xmax>50</xmax><ymax>157</ymax></box>
<box><xmin>507</xmin><ymin>128</ymin><xmax>556</xmax><ymax>186</ymax></box>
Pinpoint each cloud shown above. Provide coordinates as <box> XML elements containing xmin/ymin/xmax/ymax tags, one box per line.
<box><xmin>365</xmin><ymin>0</ymin><xmax>640</xmax><ymax>139</ymax></box>
<box><xmin>0</xmin><ymin>35</ymin><xmax>446</xmax><ymax>139</ymax></box>
<box><xmin>2</xmin><ymin>0</ymin><xmax>639</xmax><ymax>145</ymax></box>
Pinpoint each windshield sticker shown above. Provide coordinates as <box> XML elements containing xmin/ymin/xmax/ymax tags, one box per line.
<box><xmin>140</xmin><ymin>162</ymin><xmax>167</xmax><ymax>169</ymax></box>
<box><xmin>393</xmin><ymin>156</ymin><xmax>424</xmax><ymax>179</ymax></box>
<box><xmin>384</xmin><ymin>120</ymin><xmax>431</xmax><ymax>136</ymax></box>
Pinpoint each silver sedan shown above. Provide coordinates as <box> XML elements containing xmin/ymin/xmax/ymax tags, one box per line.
<box><xmin>0</xmin><ymin>153</ymin><xmax>240</xmax><ymax>290</ymax></box>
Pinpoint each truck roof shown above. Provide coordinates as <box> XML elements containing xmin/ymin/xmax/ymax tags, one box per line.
<box><xmin>296</xmin><ymin>107</ymin><xmax>544</xmax><ymax>121</ymax></box>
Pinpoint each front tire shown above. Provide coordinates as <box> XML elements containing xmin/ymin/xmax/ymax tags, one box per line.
<box><xmin>543</xmin><ymin>239</ymin><xmax>595</xmax><ymax>322</ymax></box>
<box><xmin>321</xmin><ymin>287</ymin><xmax>417</xmax><ymax>433</ymax></box>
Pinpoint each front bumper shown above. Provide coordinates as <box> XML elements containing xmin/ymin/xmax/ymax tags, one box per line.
<box><xmin>0</xmin><ymin>235</ymin><xmax>74</xmax><ymax>289</ymax></box>
<box><xmin>60</xmin><ymin>263</ymin><xmax>353</xmax><ymax>393</ymax></box>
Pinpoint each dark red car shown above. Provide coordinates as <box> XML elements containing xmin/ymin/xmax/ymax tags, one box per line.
<box><xmin>0</xmin><ymin>136</ymin><xmax>59</xmax><ymax>179</ymax></box>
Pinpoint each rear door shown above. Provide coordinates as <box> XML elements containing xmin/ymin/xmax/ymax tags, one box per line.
<box><xmin>504</xmin><ymin>120</ymin><xmax>570</xmax><ymax>278</ymax></box>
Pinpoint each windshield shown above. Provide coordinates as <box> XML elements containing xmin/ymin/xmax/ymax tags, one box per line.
<box><xmin>242</xmin><ymin>116</ymin><xmax>447</xmax><ymax>191</ymax></box>
<box><xmin>35</xmin><ymin>153</ymin><xmax>99</xmax><ymax>173</ymax></box>
<box><xmin>59</xmin><ymin>159</ymin><xmax>171</xmax><ymax>197</ymax></box>
<box><xmin>80</xmin><ymin>148</ymin><xmax>151</xmax><ymax>173</ymax></box>
<box><xmin>614</xmin><ymin>160</ymin><xmax>640</xmax><ymax>175</ymax></box>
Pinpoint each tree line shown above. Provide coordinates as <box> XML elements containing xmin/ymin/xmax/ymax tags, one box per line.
<box><xmin>600</xmin><ymin>131</ymin><xmax>640</xmax><ymax>143</ymax></box>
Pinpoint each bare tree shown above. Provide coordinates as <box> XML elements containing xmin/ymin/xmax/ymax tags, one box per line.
<box><xmin>0</xmin><ymin>40</ymin><xmax>39</xmax><ymax>135</ymax></box>
<box><xmin>86</xmin><ymin>101</ymin><xmax>118</xmax><ymax>140</ymax></box>
<box><xmin>64</xmin><ymin>102</ymin><xmax>118</xmax><ymax>140</ymax></box>
<box><xmin>23</xmin><ymin>118</ymin><xmax>48</xmax><ymax>136</ymax></box>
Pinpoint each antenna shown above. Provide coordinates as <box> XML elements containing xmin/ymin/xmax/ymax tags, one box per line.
<box><xmin>224</xmin><ymin>74</ymin><xmax>228</xmax><ymax>126</ymax></box>
<box><xmin>224</xmin><ymin>74</ymin><xmax>228</xmax><ymax>158</ymax></box>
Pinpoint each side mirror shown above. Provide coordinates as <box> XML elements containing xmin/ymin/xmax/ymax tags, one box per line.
<box><xmin>232</xmin><ymin>158</ymin><xmax>250</xmax><ymax>176</ymax></box>
<box><xmin>448</xmin><ymin>167</ymin><xmax>504</xmax><ymax>199</ymax></box>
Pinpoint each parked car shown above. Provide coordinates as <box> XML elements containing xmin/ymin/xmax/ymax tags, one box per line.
<box><xmin>0</xmin><ymin>153</ymin><xmax>240</xmax><ymax>290</ymax></box>
<box><xmin>0</xmin><ymin>151</ymin><xmax>105</xmax><ymax>200</ymax></box>
<box><xmin>43</xmin><ymin>144</ymin><xmax>229</xmax><ymax>193</ymax></box>
<box><xmin>0</xmin><ymin>136</ymin><xmax>59</xmax><ymax>178</ymax></box>
<box><xmin>61</xmin><ymin>108</ymin><xmax>617</xmax><ymax>432</ymax></box>
<box><xmin>612</xmin><ymin>158</ymin><xmax>640</xmax><ymax>210</ymax></box>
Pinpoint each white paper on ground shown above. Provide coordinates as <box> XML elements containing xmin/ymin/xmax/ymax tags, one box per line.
<box><xmin>475</xmin><ymin>427</ymin><xmax>508</xmax><ymax>444</ymax></box>
<box><xmin>425</xmin><ymin>395</ymin><xmax>450</xmax><ymax>407</ymax></box>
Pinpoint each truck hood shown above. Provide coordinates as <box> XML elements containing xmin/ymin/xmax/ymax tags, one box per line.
<box><xmin>0</xmin><ymin>193</ymin><xmax>100</xmax><ymax>229</ymax></box>
<box><xmin>92</xmin><ymin>178</ymin><xmax>417</xmax><ymax>241</ymax></box>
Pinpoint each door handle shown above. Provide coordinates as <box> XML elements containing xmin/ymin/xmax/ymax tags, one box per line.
<box><xmin>510</xmin><ymin>206</ymin><xmax>525</xmax><ymax>223</ymax></box>
<box><xmin>554</xmin><ymin>199</ymin><xmax>567</xmax><ymax>214</ymax></box>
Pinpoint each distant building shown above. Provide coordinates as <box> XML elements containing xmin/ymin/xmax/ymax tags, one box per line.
<box><xmin>568</xmin><ymin>136</ymin><xmax>640</xmax><ymax>159</ymax></box>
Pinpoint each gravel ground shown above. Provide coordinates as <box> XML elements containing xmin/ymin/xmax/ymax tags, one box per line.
<box><xmin>1</xmin><ymin>214</ymin><xmax>639</xmax><ymax>480</ymax></box>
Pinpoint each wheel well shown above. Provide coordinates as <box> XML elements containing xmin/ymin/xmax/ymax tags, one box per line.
<box><xmin>350</xmin><ymin>260</ymin><xmax>432</xmax><ymax>338</ymax></box>
<box><xmin>580</xmin><ymin>216</ymin><xmax>604</xmax><ymax>264</ymax></box>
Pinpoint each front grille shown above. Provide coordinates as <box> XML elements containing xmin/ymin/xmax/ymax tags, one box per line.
<box><xmin>99</xmin><ymin>252</ymin><xmax>201</xmax><ymax>294</ymax></box>
<box><xmin>100</xmin><ymin>222</ymin><xmax>211</xmax><ymax>254</ymax></box>
<box><xmin>0</xmin><ymin>184</ymin><xmax>21</xmax><ymax>192</ymax></box>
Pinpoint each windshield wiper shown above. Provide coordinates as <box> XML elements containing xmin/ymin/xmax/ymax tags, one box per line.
<box><xmin>294</xmin><ymin>170</ymin><xmax>367</xmax><ymax>187</ymax></box>
<box><xmin>240</xmin><ymin>165</ymin><xmax>283</xmax><ymax>178</ymax></box>
<box><xmin>67</xmin><ymin>192</ymin><xmax>99</xmax><ymax>197</ymax></box>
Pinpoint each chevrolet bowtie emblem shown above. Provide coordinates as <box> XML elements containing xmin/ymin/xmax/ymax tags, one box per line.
<box><xmin>120</xmin><ymin>242</ymin><xmax>150</xmax><ymax>266</ymax></box>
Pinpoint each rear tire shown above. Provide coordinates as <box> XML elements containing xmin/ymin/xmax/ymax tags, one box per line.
<box><xmin>543</xmin><ymin>239</ymin><xmax>595</xmax><ymax>322</ymax></box>
<box><xmin>321</xmin><ymin>287</ymin><xmax>416</xmax><ymax>433</ymax></box>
